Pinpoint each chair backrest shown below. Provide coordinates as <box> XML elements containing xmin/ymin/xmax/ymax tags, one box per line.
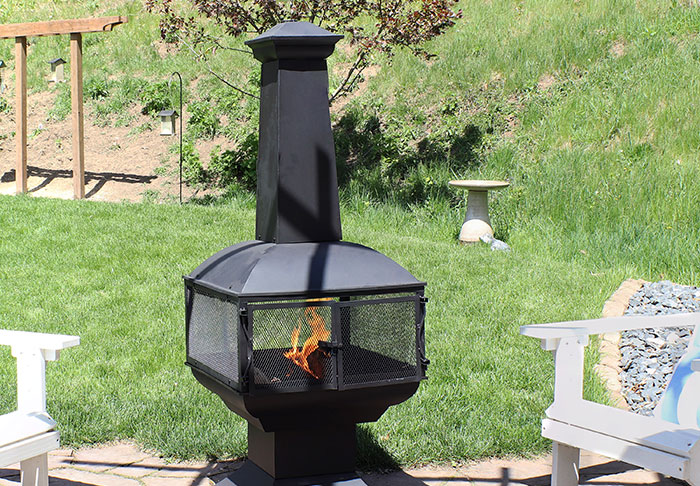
<box><xmin>655</xmin><ymin>325</ymin><xmax>700</xmax><ymax>428</ymax></box>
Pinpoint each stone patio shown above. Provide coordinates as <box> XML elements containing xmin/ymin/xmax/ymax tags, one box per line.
<box><xmin>0</xmin><ymin>442</ymin><xmax>681</xmax><ymax>486</ymax></box>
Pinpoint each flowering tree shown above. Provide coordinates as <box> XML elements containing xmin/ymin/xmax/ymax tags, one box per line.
<box><xmin>145</xmin><ymin>0</ymin><xmax>461</xmax><ymax>103</ymax></box>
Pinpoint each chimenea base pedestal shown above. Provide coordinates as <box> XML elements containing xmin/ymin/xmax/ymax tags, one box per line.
<box><xmin>219</xmin><ymin>423</ymin><xmax>368</xmax><ymax>485</ymax></box>
<box><xmin>248</xmin><ymin>424</ymin><xmax>356</xmax><ymax>478</ymax></box>
<box><xmin>219</xmin><ymin>462</ymin><xmax>367</xmax><ymax>486</ymax></box>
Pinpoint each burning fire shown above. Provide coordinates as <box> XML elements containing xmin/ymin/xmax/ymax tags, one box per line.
<box><xmin>284</xmin><ymin>300</ymin><xmax>331</xmax><ymax>379</ymax></box>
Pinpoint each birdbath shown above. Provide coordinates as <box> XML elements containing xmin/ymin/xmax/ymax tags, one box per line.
<box><xmin>449</xmin><ymin>180</ymin><xmax>509</xmax><ymax>244</ymax></box>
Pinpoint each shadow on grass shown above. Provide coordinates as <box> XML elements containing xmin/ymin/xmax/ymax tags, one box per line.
<box><xmin>356</xmin><ymin>425</ymin><xmax>402</xmax><ymax>472</ymax></box>
<box><xmin>333</xmin><ymin>109</ymin><xmax>484</xmax><ymax>206</ymax></box>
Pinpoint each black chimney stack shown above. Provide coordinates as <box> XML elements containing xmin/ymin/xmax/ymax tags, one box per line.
<box><xmin>246</xmin><ymin>22</ymin><xmax>343</xmax><ymax>244</ymax></box>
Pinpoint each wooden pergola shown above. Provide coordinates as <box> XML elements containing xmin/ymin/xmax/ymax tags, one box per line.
<box><xmin>0</xmin><ymin>16</ymin><xmax>127</xmax><ymax>199</ymax></box>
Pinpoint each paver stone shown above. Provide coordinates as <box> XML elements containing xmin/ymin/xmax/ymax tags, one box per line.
<box><xmin>50</xmin><ymin>468</ymin><xmax>141</xmax><ymax>486</ymax></box>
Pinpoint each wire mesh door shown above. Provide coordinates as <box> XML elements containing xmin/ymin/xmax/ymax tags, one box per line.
<box><xmin>338</xmin><ymin>295</ymin><xmax>422</xmax><ymax>389</ymax></box>
<box><xmin>248</xmin><ymin>300</ymin><xmax>338</xmax><ymax>393</ymax></box>
<box><xmin>247</xmin><ymin>294</ymin><xmax>424</xmax><ymax>393</ymax></box>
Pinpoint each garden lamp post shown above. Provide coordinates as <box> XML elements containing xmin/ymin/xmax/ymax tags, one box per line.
<box><xmin>167</xmin><ymin>72</ymin><xmax>183</xmax><ymax>204</ymax></box>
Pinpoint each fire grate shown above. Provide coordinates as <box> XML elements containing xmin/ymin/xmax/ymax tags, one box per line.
<box><xmin>250</xmin><ymin>301</ymin><xmax>336</xmax><ymax>391</ymax></box>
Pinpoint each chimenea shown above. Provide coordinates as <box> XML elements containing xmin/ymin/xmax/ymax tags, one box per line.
<box><xmin>184</xmin><ymin>21</ymin><xmax>428</xmax><ymax>486</ymax></box>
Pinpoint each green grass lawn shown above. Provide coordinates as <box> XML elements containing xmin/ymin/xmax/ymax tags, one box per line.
<box><xmin>0</xmin><ymin>194</ymin><xmax>615</xmax><ymax>466</ymax></box>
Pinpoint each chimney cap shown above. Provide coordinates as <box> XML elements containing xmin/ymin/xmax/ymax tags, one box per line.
<box><xmin>245</xmin><ymin>21</ymin><xmax>343</xmax><ymax>63</ymax></box>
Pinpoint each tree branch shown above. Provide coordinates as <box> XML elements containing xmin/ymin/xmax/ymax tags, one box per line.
<box><xmin>208</xmin><ymin>69</ymin><xmax>260</xmax><ymax>100</ymax></box>
<box><xmin>177</xmin><ymin>34</ymin><xmax>260</xmax><ymax>100</ymax></box>
<box><xmin>329</xmin><ymin>50</ymin><xmax>367</xmax><ymax>104</ymax></box>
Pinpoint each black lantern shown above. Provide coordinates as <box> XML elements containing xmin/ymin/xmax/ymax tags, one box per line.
<box><xmin>48</xmin><ymin>58</ymin><xmax>66</xmax><ymax>83</ymax></box>
<box><xmin>158</xmin><ymin>109</ymin><xmax>178</xmax><ymax>136</ymax></box>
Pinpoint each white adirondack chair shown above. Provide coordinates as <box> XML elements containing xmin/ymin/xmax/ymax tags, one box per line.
<box><xmin>0</xmin><ymin>330</ymin><xmax>79</xmax><ymax>486</ymax></box>
<box><xmin>521</xmin><ymin>312</ymin><xmax>700</xmax><ymax>486</ymax></box>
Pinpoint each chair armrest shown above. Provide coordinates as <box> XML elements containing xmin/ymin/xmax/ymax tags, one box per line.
<box><xmin>520</xmin><ymin>312</ymin><xmax>699</xmax><ymax>340</ymax></box>
<box><xmin>0</xmin><ymin>330</ymin><xmax>80</xmax><ymax>352</ymax></box>
<box><xmin>1</xmin><ymin>329</ymin><xmax>80</xmax><ymax>413</ymax></box>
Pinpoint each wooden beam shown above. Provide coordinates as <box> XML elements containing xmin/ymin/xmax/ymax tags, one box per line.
<box><xmin>0</xmin><ymin>17</ymin><xmax>127</xmax><ymax>39</ymax></box>
<box><xmin>70</xmin><ymin>33</ymin><xmax>85</xmax><ymax>200</ymax></box>
<box><xmin>15</xmin><ymin>37</ymin><xmax>27</xmax><ymax>195</ymax></box>
<box><xmin>2</xmin><ymin>17</ymin><xmax>126</xmax><ymax>199</ymax></box>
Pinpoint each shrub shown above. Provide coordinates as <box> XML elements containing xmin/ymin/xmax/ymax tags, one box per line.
<box><xmin>187</xmin><ymin>101</ymin><xmax>220</xmax><ymax>140</ymax></box>
<box><xmin>208</xmin><ymin>134</ymin><xmax>258</xmax><ymax>190</ymax></box>
<box><xmin>48</xmin><ymin>84</ymin><xmax>71</xmax><ymax>121</ymax></box>
<box><xmin>139</xmin><ymin>81</ymin><xmax>171</xmax><ymax>115</ymax></box>
<box><xmin>119</xmin><ymin>78</ymin><xmax>148</xmax><ymax>102</ymax></box>
<box><xmin>180</xmin><ymin>141</ymin><xmax>207</xmax><ymax>188</ymax></box>
<box><xmin>84</xmin><ymin>76</ymin><xmax>111</xmax><ymax>100</ymax></box>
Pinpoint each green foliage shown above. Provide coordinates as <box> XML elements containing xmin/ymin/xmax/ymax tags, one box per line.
<box><xmin>91</xmin><ymin>78</ymin><xmax>149</xmax><ymax>127</ymax></box>
<box><xmin>187</xmin><ymin>101</ymin><xmax>220</xmax><ymax>139</ymax></box>
<box><xmin>333</xmin><ymin>89</ymin><xmax>507</xmax><ymax>206</ymax></box>
<box><xmin>139</xmin><ymin>81</ymin><xmax>171</xmax><ymax>116</ymax></box>
<box><xmin>84</xmin><ymin>76</ymin><xmax>111</xmax><ymax>100</ymax></box>
<box><xmin>179</xmin><ymin>141</ymin><xmax>207</xmax><ymax>188</ymax></box>
<box><xmin>208</xmin><ymin>135</ymin><xmax>258</xmax><ymax>190</ymax></box>
<box><xmin>198</xmin><ymin>74</ymin><xmax>259</xmax><ymax>141</ymax></box>
<box><xmin>199</xmin><ymin>76</ymin><xmax>245</xmax><ymax>114</ymax></box>
<box><xmin>129</xmin><ymin>122</ymin><xmax>153</xmax><ymax>136</ymax></box>
<box><xmin>119</xmin><ymin>77</ymin><xmax>148</xmax><ymax>100</ymax></box>
<box><xmin>0</xmin><ymin>97</ymin><xmax>9</xmax><ymax>113</ymax></box>
<box><xmin>48</xmin><ymin>83</ymin><xmax>71</xmax><ymax>121</ymax></box>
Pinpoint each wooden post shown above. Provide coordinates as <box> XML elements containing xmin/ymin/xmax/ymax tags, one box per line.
<box><xmin>553</xmin><ymin>337</ymin><xmax>586</xmax><ymax>404</ymax></box>
<box><xmin>13</xmin><ymin>348</ymin><xmax>47</xmax><ymax>413</ymax></box>
<box><xmin>70</xmin><ymin>32</ymin><xmax>84</xmax><ymax>199</ymax></box>
<box><xmin>0</xmin><ymin>17</ymin><xmax>126</xmax><ymax>199</ymax></box>
<box><xmin>15</xmin><ymin>36</ymin><xmax>27</xmax><ymax>194</ymax></box>
<box><xmin>552</xmin><ymin>441</ymin><xmax>580</xmax><ymax>486</ymax></box>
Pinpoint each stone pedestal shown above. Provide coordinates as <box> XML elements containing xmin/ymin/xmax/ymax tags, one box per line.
<box><xmin>449</xmin><ymin>180</ymin><xmax>509</xmax><ymax>244</ymax></box>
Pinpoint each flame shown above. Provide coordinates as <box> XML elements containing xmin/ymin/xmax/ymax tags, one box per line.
<box><xmin>283</xmin><ymin>300</ymin><xmax>331</xmax><ymax>379</ymax></box>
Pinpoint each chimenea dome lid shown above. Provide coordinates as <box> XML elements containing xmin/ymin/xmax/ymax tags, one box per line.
<box><xmin>186</xmin><ymin>240</ymin><xmax>424</xmax><ymax>299</ymax></box>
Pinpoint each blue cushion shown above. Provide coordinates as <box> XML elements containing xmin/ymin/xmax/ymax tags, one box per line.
<box><xmin>655</xmin><ymin>327</ymin><xmax>700</xmax><ymax>428</ymax></box>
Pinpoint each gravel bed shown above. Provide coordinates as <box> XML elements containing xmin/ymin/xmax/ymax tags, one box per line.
<box><xmin>620</xmin><ymin>280</ymin><xmax>700</xmax><ymax>415</ymax></box>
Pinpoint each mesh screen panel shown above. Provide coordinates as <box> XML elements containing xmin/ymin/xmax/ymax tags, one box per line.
<box><xmin>251</xmin><ymin>304</ymin><xmax>334</xmax><ymax>391</ymax></box>
<box><xmin>188</xmin><ymin>291</ymin><xmax>239</xmax><ymax>386</ymax></box>
<box><xmin>341</xmin><ymin>299</ymin><xmax>418</xmax><ymax>385</ymax></box>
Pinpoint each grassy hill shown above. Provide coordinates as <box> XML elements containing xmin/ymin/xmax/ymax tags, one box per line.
<box><xmin>0</xmin><ymin>0</ymin><xmax>699</xmax><ymax>467</ymax></box>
